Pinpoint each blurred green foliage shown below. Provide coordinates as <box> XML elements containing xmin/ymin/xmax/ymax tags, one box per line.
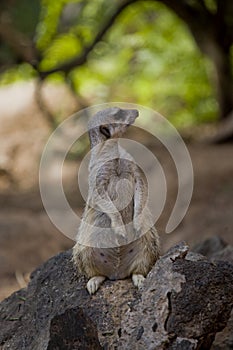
<box><xmin>0</xmin><ymin>0</ymin><xmax>218</xmax><ymax>128</ymax></box>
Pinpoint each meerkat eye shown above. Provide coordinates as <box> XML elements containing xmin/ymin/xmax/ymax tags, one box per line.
<box><xmin>100</xmin><ymin>125</ymin><xmax>111</xmax><ymax>139</ymax></box>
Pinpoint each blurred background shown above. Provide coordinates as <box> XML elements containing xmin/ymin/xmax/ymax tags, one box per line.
<box><xmin>0</xmin><ymin>0</ymin><xmax>232</xmax><ymax>300</ymax></box>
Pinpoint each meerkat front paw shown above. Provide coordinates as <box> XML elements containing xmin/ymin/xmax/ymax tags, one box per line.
<box><xmin>87</xmin><ymin>276</ymin><xmax>106</xmax><ymax>295</ymax></box>
<box><xmin>132</xmin><ymin>274</ymin><xmax>145</xmax><ymax>288</ymax></box>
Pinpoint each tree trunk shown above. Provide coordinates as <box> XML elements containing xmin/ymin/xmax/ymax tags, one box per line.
<box><xmin>157</xmin><ymin>0</ymin><xmax>233</xmax><ymax>121</ymax></box>
<box><xmin>193</xmin><ymin>34</ymin><xmax>233</xmax><ymax>120</ymax></box>
<box><xmin>213</xmin><ymin>52</ymin><xmax>233</xmax><ymax>120</ymax></box>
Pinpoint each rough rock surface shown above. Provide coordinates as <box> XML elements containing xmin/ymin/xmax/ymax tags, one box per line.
<box><xmin>192</xmin><ymin>235</ymin><xmax>227</xmax><ymax>258</ymax></box>
<box><xmin>0</xmin><ymin>249</ymin><xmax>138</xmax><ymax>349</ymax></box>
<box><xmin>207</xmin><ymin>240</ymin><xmax>233</xmax><ymax>350</ymax></box>
<box><xmin>119</xmin><ymin>242</ymin><xmax>233</xmax><ymax>349</ymax></box>
<box><xmin>0</xmin><ymin>239</ymin><xmax>233</xmax><ymax>350</ymax></box>
<box><xmin>47</xmin><ymin>307</ymin><xmax>102</xmax><ymax>350</ymax></box>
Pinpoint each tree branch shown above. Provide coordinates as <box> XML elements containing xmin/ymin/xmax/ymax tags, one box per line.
<box><xmin>38</xmin><ymin>0</ymin><xmax>137</xmax><ymax>79</ymax></box>
<box><xmin>65</xmin><ymin>74</ymin><xmax>89</xmax><ymax>111</ymax></box>
<box><xmin>34</xmin><ymin>79</ymin><xmax>57</xmax><ymax>128</ymax></box>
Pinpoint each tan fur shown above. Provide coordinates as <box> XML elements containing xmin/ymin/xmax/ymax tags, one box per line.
<box><xmin>73</xmin><ymin>227</ymin><xmax>159</xmax><ymax>280</ymax></box>
<box><xmin>72</xmin><ymin>107</ymin><xmax>160</xmax><ymax>293</ymax></box>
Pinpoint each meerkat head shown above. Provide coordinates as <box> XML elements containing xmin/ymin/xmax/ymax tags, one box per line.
<box><xmin>88</xmin><ymin>107</ymin><xmax>139</xmax><ymax>147</ymax></box>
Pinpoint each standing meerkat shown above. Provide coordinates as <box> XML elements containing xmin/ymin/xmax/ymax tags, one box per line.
<box><xmin>73</xmin><ymin>107</ymin><xmax>160</xmax><ymax>294</ymax></box>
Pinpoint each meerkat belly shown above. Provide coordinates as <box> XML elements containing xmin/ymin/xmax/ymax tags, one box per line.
<box><xmin>92</xmin><ymin>240</ymin><xmax>141</xmax><ymax>280</ymax></box>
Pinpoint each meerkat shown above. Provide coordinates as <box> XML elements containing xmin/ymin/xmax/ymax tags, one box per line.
<box><xmin>73</xmin><ymin>107</ymin><xmax>160</xmax><ymax>294</ymax></box>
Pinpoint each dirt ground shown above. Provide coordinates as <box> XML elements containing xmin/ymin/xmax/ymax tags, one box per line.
<box><xmin>0</xmin><ymin>82</ymin><xmax>232</xmax><ymax>301</ymax></box>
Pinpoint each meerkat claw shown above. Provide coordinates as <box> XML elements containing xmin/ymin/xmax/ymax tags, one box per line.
<box><xmin>87</xmin><ymin>276</ymin><xmax>106</xmax><ymax>295</ymax></box>
<box><xmin>132</xmin><ymin>274</ymin><xmax>145</xmax><ymax>288</ymax></box>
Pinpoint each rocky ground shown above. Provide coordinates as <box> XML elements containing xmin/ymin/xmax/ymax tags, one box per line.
<box><xmin>0</xmin><ymin>238</ymin><xmax>232</xmax><ymax>349</ymax></box>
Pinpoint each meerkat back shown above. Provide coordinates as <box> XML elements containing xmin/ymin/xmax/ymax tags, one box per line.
<box><xmin>73</xmin><ymin>107</ymin><xmax>160</xmax><ymax>294</ymax></box>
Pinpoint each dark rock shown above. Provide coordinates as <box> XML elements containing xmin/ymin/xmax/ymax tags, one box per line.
<box><xmin>47</xmin><ymin>307</ymin><xmax>102</xmax><ymax>350</ymax></box>
<box><xmin>211</xmin><ymin>245</ymin><xmax>233</xmax><ymax>264</ymax></box>
<box><xmin>167</xmin><ymin>337</ymin><xmax>198</xmax><ymax>350</ymax></box>
<box><xmin>210</xmin><ymin>242</ymin><xmax>233</xmax><ymax>350</ymax></box>
<box><xmin>191</xmin><ymin>236</ymin><xmax>233</xmax><ymax>350</ymax></box>
<box><xmin>119</xmin><ymin>242</ymin><xmax>233</xmax><ymax>349</ymax></box>
<box><xmin>0</xmin><ymin>240</ymin><xmax>233</xmax><ymax>350</ymax></box>
<box><xmin>166</xmin><ymin>259</ymin><xmax>233</xmax><ymax>338</ymax></box>
<box><xmin>211</xmin><ymin>309</ymin><xmax>233</xmax><ymax>350</ymax></box>
<box><xmin>192</xmin><ymin>235</ymin><xmax>227</xmax><ymax>258</ymax></box>
<box><xmin>0</xmin><ymin>249</ymin><xmax>137</xmax><ymax>349</ymax></box>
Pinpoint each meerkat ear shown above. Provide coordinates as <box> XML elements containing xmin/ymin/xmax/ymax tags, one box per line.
<box><xmin>99</xmin><ymin>125</ymin><xmax>111</xmax><ymax>139</ymax></box>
